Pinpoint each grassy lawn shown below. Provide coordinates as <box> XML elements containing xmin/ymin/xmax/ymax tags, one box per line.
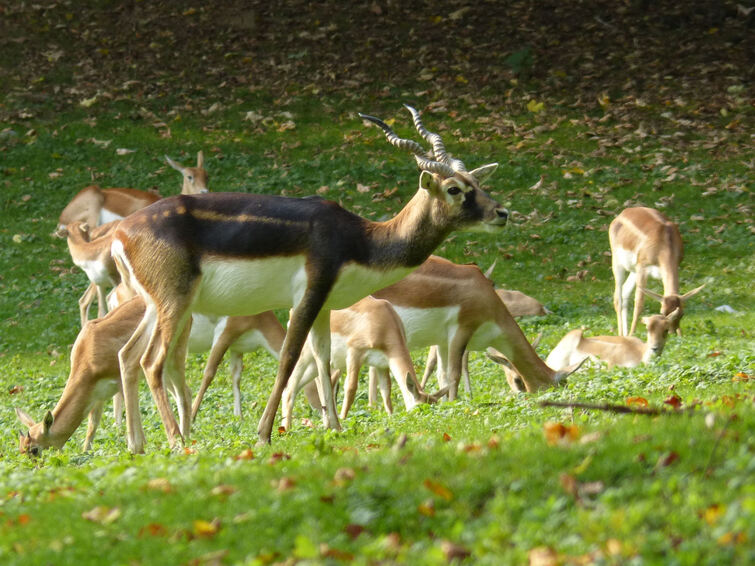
<box><xmin>0</xmin><ymin>2</ymin><xmax>753</xmax><ymax>564</ymax></box>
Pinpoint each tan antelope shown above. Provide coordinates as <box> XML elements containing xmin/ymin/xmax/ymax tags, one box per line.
<box><xmin>110</xmin><ymin>105</ymin><xmax>508</xmax><ymax>452</ymax></box>
<box><xmin>55</xmin><ymin>221</ymin><xmax>121</xmax><ymax>325</ymax></box>
<box><xmin>371</xmin><ymin>255</ymin><xmax>574</xmax><ymax>399</ymax></box>
<box><xmin>16</xmin><ymin>295</ymin><xmax>284</xmax><ymax>455</ymax></box>
<box><xmin>421</xmin><ymin>286</ymin><xmax>549</xmax><ymax>393</ymax></box>
<box><xmin>609</xmin><ymin>207</ymin><xmax>704</xmax><ymax>336</ymax></box>
<box><xmin>545</xmin><ymin>309</ymin><xmax>681</xmax><ymax>372</ymax></box>
<box><xmin>57</xmin><ymin>151</ymin><xmax>208</xmax><ymax>229</ymax></box>
<box><xmin>279</xmin><ymin>295</ymin><xmax>444</xmax><ymax>430</ymax></box>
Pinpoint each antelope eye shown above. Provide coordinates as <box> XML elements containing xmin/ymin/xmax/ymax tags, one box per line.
<box><xmin>187</xmin><ymin>175</ymin><xmax>194</xmax><ymax>181</ymax></box>
<box><xmin>447</xmin><ymin>186</ymin><xmax>462</xmax><ymax>196</ymax></box>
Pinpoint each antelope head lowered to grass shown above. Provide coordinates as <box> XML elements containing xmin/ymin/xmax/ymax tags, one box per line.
<box><xmin>57</xmin><ymin>151</ymin><xmax>209</xmax><ymax>230</ymax></box>
<box><xmin>110</xmin><ymin>105</ymin><xmax>508</xmax><ymax>452</ymax></box>
<box><xmin>609</xmin><ymin>206</ymin><xmax>704</xmax><ymax>337</ymax></box>
<box><xmin>544</xmin><ymin>309</ymin><xmax>681</xmax><ymax>372</ymax></box>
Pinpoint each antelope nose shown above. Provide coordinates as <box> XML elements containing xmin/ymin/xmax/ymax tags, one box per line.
<box><xmin>495</xmin><ymin>207</ymin><xmax>509</xmax><ymax>223</ymax></box>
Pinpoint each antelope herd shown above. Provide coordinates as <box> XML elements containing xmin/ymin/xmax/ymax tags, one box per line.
<box><xmin>16</xmin><ymin>107</ymin><xmax>704</xmax><ymax>455</ymax></box>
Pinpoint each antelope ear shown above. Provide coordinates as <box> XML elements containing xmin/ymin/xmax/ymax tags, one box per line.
<box><xmin>428</xmin><ymin>386</ymin><xmax>449</xmax><ymax>403</ymax></box>
<box><xmin>15</xmin><ymin>408</ymin><xmax>36</xmax><ymax>428</ymax></box>
<box><xmin>681</xmin><ymin>284</ymin><xmax>705</xmax><ymax>301</ymax></box>
<box><xmin>641</xmin><ymin>288</ymin><xmax>664</xmax><ymax>301</ymax></box>
<box><xmin>165</xmin><ymin>155</ymin><xmax>183</xmax><ymax>172</ymax></box>
<box><xmin>419</xmin><ymin>170</ymin><xmax>441</xmax><ymax>196</ymax></box>
<box><xmin>43</xmin><ymin>411</ymin><xmax>54</xmax><ymax>434</ymax></box>
<box><xmin>196</xmin><ymin>150</ymin><xmax>204</xmax><ymax>168</ymax></box>
<box><xmin>469</xmin><ymin>162</ymin><xmax>498</xmax><ymax>185</ymax></box>
<box><xmin>405</xmin><ymin>372</ymin><xmax>420</xmax><ymax>396</ymax></box>
<box><xmin>666</xmin><ymin>307</ymin><xmax>682</xmax><ymax>322</ymax></box>
<box><xmin>485</xmin><ymin>347</ymin><xmax>513</xmax><ymax>368</ymax></box>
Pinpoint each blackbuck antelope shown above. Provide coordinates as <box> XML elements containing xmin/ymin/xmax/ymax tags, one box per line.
<box><xmin>545</xmin><ymin>310</ymin><xmax>681</xmax><ymax>371</ymax></box>
<box><xmin>57</xmin><ymin>151</ymin><xmax>208</xmax><ymax>229</ymax></box>
<box><xmin>56</xmin><ymin>221</ymin><xmax>121</xmax><ymax>326</ymax></box>
<box><xmin>16</xmin><ymin>294</ymin><xmax>284</xmax><ymax>455</ymax></box>
<box><xmin>279</xmin><ymin>295</ymin><xmax>444</xmax><ymax>430</ymax></box>
<box><xmin>110</xmin><ymin>105</ymin><xmax>508</xmax><ymax>452</ymax></box>
<box><xmin>372</xmin><ymin>256</ymin><xmax>574</xmax><ymax>398</ymax></box>
<box><xmin>609</xmin><ymin>207</ymin><xmax>704</xmax><ymax>337</ymax></box>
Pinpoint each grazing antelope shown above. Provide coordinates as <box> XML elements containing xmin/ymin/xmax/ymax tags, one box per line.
<box><xmin>609</xmin><ymin>207</ymin><xmax>704</xmax><ymax>336</ymax></box>
<box><xmin>111</xmin><ymin>105</ymin><xmax>508</xmax><ymax>452</ymax></box>
<box><xmin>55</xmin><ymin>221</ymin><xmax>121</xmax><ymax>326</ymax></box>
<box><xmin>545</xmin><ymin>309</ymin><xmax>680</xmax><ymax>372</ymax></box>
<box><xmin>371</xmin><ymin>255</ymin><xmax>575</xmax><ymax>399</ymax></box>
<box><xmin>57</xmin><ymin>151</ymin><xmax>208</xmax><ymax>229</ymax></box>
<box><xmin>279</xmin><ymin>295</ymin><xmax>444</xmax><ymax>430</ymax></box>
<box><xmin>16</xmin><ymin>298</ymin><xmax>147</xmax><ymax>455</ymax></box>
<box><xmin>421</xmin><ymin>287</ymin><xmax>549</xmax><ymax>392</ymax></box>
<box><xmin>16</xmin><ymin>295</ymin><xmax>284</xmax><ymax>455</ymax></box>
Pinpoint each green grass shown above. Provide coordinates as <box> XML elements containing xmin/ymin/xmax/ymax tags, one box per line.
<box><xmin>0</xmin><ymin>88</ymin><xmax>753</xmax><ymax>565</ymax></box>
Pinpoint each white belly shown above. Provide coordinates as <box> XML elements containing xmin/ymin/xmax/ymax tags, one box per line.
<box><xmin>325</xmin><ymin>264</ymin><xmax>415</xmax><ymax>310</ymax></box>
<box><xmin>393</xmin><ymin>305</ymin><xmax>461</xmax><ymax>350</ymax></box>
<box><xmin>615</xmin><ymin>248</ymin><xmax>661</xmax><ymax>280</ymax></box>
<box><xmin>193</xmin><ymin>256</ymin><xmax>308</xmax><ymax>315</ymax></box>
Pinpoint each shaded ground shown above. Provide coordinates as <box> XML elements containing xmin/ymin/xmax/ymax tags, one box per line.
<box><xmin>0</xmin><ymin>0</ymin><xmax>752</xmax><ymax>125</ymax></box>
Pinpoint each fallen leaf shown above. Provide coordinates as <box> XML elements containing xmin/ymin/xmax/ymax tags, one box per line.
<box><xmin>657</xmin><ymin>451</ymin><xmax>680</xmax><ymax>468</ymax></box>
<box><xmin>139</xmin><ymin>523</ymin><xmax>169</xmax><ymax>537</ymax></box>
<box><xmin>701</xmin><ymin>503</ymin><xmax>725</xmax><ymax>525</ymax></box>
<box><xmin>344</xmin><ymin>523</ymin><xmax>365</xmax><ymax>539</ymax></box>
<box><xmin>8</xmin><ymin>385</ymin><xmax>24</xmax><ymax>395</ymax></box>
<box><xmin>442</xmin><ymin>432</ymin><xmax>452</xmax><ymax>442</ymax></box>
<box><xmin>145</xmin><ymin>478</ymin><xmax>173</xmax><ymax>493</ymax></box>
<box><xmin>418</xmin><ymin>499</ymin><xmax>435</xmax><ymax>517</ymax></box>
<box><xmin>275</xmin><ymin>477</ymin><xmax>296</xmax><ymax>492</ymax></box>
<box><xmin>211</xmin><ymin>484</ymin><xmax>237</xmax><ymax>497</ymax></box>
<box><xmin>193</xmin><ymin>518</ymin><xmax>221</xmax><ymax>538</ymax></box>
<box><xmin>82</xmin><ymin>506</ymin><xmax>121</xmax><ymax>524</ymax></box>
<box><xmin>626</xmin><ymin>396</ymin><xmax>649</xmax><ymax>407</ymax></box>
<box><xmin>543</xmin><ymin>421</ymin><xmax>580</xmax><ymax>445</ymax></box>
<box><xmin>320</xmin><ymin>543</ymin><xmax>354</xmax><ymax>561</ymax></box>
<box><xmin>116</xmin><ymin>148</ymin><xmax>136</xmax><ymax>155</ymax></box>
<box><xmin>529</xmin><ymin>546</ymin><xmax>559</xmax><ymax>566</ymax></box>
<box><xmin>333</xmin><ymin>467</ymin><xmax>356</xmax><ymax>486</ymax></box>
<box><xmin>423</xmin><ymin>479</ymin><xmax>453</xmax><ymax>501</ymax></box>
<box><xmin>235</xmin><ymin>448</ymin><xmax>255</xmax><ymax>461</ymax></box>
<box><xmin>527</xmin><ymin>99</ymin><xmax>545</xmax><ymax>113</ymax></box>
<box><xmin>664</xmin><ymin>394</ymin><xmax>683</xmax><ymax>409</ymax></box>
<box><xmin>732</xmin><ymin>372</ymin><xmax>750</xmax><ymax>382</ymax></box>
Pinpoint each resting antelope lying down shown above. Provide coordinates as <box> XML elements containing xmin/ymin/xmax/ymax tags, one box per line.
<box><xmin>544</xmin><ymin>309</ymin><xmax>681</xmax><ymax>372</ymax></box>
<box><xmin>279</xmin><ymin>295</ymin><xmax>446</xmax><ymax>430</ymax></box>
<box><xmin>15</xmin><ymin>295</ymin><xmax>282</xmax><ymax>455</ymax></box>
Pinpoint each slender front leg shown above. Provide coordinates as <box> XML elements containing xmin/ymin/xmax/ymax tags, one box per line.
<box><xmin>308</xmin><ymin>311</ymin><xmax>340</xmax><ymax>430</ymax></box>
<box><xmin>192</xmin><ymin>328</ymin><xmax>237</xmax><ymax>421</ymax></box>
<box><xmin>368</xmin><ymin>366</ymin><xmax>379</xmax><ymax>408</ymax></box>
<box><xmin>230</xmin><ymin>352</ymin><xmax>244</xmax><ymax>417</ymax></box>
<box><xmin>374</xmin><ymin>367</ymin><xmax>393</xmax><ymax>414</ymax></box>
<box><xmin>612</xmin><ymin>259</ymin><xmax>627</xmax><ymax>336</ymax></box>
<box><xmin>258</xmin><ymin>277</ymin><xmax>335</xmax><ymax>444</ymax></box>
<box><xmin>339</xmin><ymin>349</ymin><xmax>363</xmax><ymax>419</ymax></box>
<box><xmin>165</xmin><ymin>313</ymin><xmax>193</xmax><ymax>441</ymax></box>
<box><xmin>96</xmin><ymin>284</ymin><xmax>108</xmax><ymax>319</ymax></box>
<box><xmin>78</xmin><ymin>282</ymin><xmax>97</xmax><ymax>326</ymax></box>
<box><xmin>620</xmin><ymin>271</ymin><xmax>637</xmax><ymax>337</ymax></box>
<box><xmin>140</xmin><ymin>309</ymin><xmax>186</xmax><ymax>449</ymax></box>
<box><xmin>83</xmin><ymin>401</ymin><xmax>105</xmax><ymax>452</ymax></box>
<box><xmin>421</xmin><ymin>345</ymin><xmax>439</xmax><ymax>388</ymax></box>
<box><xmin>118</xmin><ymin>307</ymin><xmax>152</xmax><ymax>454</ymax></box>
<box><xmin>461</xmin><ymin>350</ymin><xmax>472</xmax><ymax>395</ymax></box>
<box><xmin>629</xmin><ymin>268</ymin><xmax>647</xmax><ymax>337</ymax></box>
<box><xmin>446</xmin><ymin>329</ymin><xmax>472</xmax><ymax>401</ymax></box>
